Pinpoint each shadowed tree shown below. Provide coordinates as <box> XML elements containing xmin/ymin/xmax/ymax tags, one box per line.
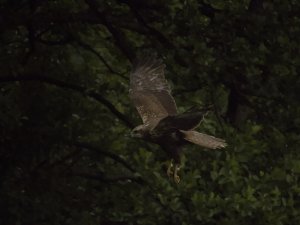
<box><xmin>0</xmin><ymin>0</ymin><xmax>300</xmax><ymax>224</ymax></box>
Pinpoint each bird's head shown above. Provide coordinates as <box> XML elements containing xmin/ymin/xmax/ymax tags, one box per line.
<box><xmin>131</xmin><ymin>125</ymin><xmax>148</xmax><ymax>138</ymax></box>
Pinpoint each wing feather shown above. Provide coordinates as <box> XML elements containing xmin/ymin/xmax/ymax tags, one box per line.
<box><xmin>129</xmin><ymin>55</ymin><xmax>177</xmax><ymax>126</ymax></box>
<box><xmin>180</xmin><ymin>130</ymin><xmax>227</xmax><ymax>149</ymax></box>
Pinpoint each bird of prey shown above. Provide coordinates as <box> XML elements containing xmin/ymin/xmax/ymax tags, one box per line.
<box><xmin>129</xmin><ymin>55</ymin><xmax>227</xmax><ymax>183</ymax></box>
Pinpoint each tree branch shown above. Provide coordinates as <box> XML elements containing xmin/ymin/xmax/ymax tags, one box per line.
<box><xmin>73</xmin><ymin>141</ymin><xmax>136</xmax><ymax>173</ymax></box>
<box><xmin>84</xmin><ymin>0</ymin><xmax>136</xmax><ymax>62</ymax></box>
<box><xmin>198</xmin><ymin>1</ymin><xmax>222</xmax><ymax>20</ymax></box>
<box><xmin>248</xmin><ymin>0</ymin><xmax>263</xmax><ymax>13</ymax></box>
<box><xmin>0</xmin><ymin>75</ymin><xmax>134</xmax><ymax>128</ymax></box>
<box><xmin>72</xmin><ymin>141</ymin><xmax>175</xmax><ymax>214</ymax></box>
<box><xmin>124</xmin><ymin>1</ymin><xmax>175</xmax><ymax>49</ymax></box>
<box><xmin>72</xmin><ymin>172</ymin><xmax>143</xmax><ymax>184</ymax></box>
<box><xmin>0</xmin><ymin>10</ymin><xmax>97</xmax><ymax>31</ymax></box>
<box><xmin>75</xmin><ymin>39</ymin><xmax>128</xmax><ymax>80</ymax></box>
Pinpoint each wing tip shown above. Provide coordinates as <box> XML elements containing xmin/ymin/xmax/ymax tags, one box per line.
<box><xmin>132</xmin><ymin>53</ymin><xmax>164</xmax><ymax>71</ymax></box>
<box><xmin>181</xmin><ymin>130</ymin><xmax>228</xmax><ymax>149</ymax></box>
<box><xmin>213</xmin><ymin>142</ymin><xmax>228</xmax><ymax>149</ymax></box>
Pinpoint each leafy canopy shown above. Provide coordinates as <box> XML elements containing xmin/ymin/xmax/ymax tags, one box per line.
<box><xmin>1</xmin><ymin>0</ymin><xmax>300</xmax><ymax>224</ymax></box>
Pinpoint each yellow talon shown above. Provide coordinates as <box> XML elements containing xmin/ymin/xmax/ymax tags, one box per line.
<box><xmin>173</xmin><ymin>164</ymin><xmax>181</xmax><ymax>184</ymax></box>
<box><xmin>174</xmin><ymin>174</ymin><xmax>180</xmax><ymax>184</ymax></box>
<box><xmin>166</xmin><ymin>160</ymin><xmax>181</xmax><ymax>183</ymax></box>
<box><xmin>167</xmin><ymin>160</ymin><xmax>174</xmax><ymax>178</ymax></box>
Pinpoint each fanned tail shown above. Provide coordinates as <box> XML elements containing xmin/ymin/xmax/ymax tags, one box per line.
<box><xmin>180</xmin><ymin>130</ymin><xmax>227</xmax><ymax>149</ymax></box>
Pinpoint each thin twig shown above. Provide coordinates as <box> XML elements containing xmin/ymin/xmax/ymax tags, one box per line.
<box><xmin>0</xmin><ymin>74</ymin><xmax>134</xmax><ymax>128</ymax></box>
<box><xmin>75</xmin><ymin>39</ymin><xmax>128</xmax><ymax>80</ymax></box>
<box><xmin>73</xmin><ymin>141</ymin><xmax>136</xmax><ymax>173</ymax></box>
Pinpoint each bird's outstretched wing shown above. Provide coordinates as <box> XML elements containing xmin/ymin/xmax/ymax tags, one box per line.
<box><xmin>129</xmin><ymin>55</ymin><xmax>177</xmax><ymax>127</ymax></box>
<box><xmin>180</xmin><ymin>130</ymin><xmax>227</xmax><ymax>149</ymax></box>
<box><xmin>154</xmin><ymin>111</ymin><xmax>207</xmax><ymax>133</ymax></box>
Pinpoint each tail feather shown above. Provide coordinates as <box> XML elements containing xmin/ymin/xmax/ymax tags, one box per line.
<box><xmin>180</xmin><ymin>130</ymin><xmax>227</xmax><ymax>149</ymax></box>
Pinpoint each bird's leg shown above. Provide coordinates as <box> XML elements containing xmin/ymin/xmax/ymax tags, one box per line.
<box><xmin>167</xmin><ymin>159</ymin><xmax>174</xmax><ymax>178</ymax></box>
<box><xmin>173</xmin><ymin>164</ymin><xmax>181</xmax><ymax>184</ymax></box>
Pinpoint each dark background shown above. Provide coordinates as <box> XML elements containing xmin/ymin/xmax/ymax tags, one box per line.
<box><xmin>1</xmin><ymin>0</ymin><xmax>300</xmax><ymax>224</ymax></box>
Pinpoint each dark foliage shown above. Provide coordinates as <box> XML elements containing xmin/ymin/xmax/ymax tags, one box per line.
<box><xmin>1</xmin><ymin>0</ymin><xmax>300</xmax><ymax>224</ymax></box>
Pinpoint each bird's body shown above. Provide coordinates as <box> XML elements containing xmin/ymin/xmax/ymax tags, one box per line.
<box><xmin>129</xmin><ymin>54</ymin><xmax>227</xmax><ymax>183</ymax></box>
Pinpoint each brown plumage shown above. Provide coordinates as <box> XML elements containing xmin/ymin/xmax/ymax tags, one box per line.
<box><xmin>129</xmin><ymin>55</ymin><xmax>227</xmax><ymax>183</ymax></box>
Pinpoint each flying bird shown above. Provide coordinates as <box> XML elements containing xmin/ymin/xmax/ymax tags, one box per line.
<box><xmin>129</xmin><ymin>55</ymin><xmax>227</xmax><ymax>183</ymax></box>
